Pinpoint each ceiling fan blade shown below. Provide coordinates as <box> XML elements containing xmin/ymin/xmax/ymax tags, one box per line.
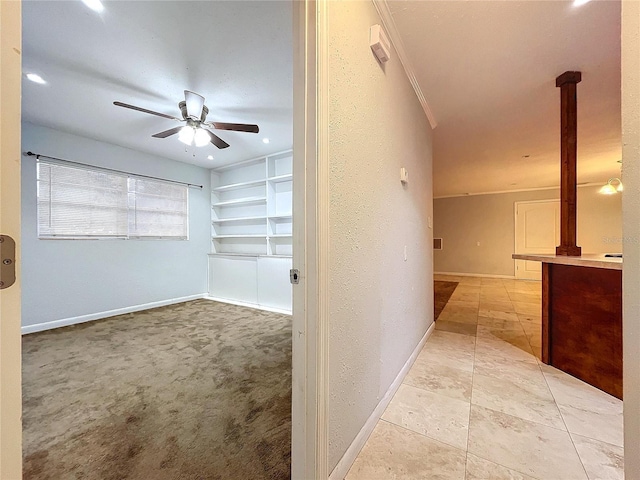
<box><xmin>205</xmin><ymin>129</ymin><xmax>230</xmax><ymax>149</ymax></box>
<box><xmin>152</xmin><ymin>126</ymin><xmax>183</xmax><ymax>138</ymax></box>
<box><xmin>113</xmin><ymin>101</ymin><xmax>182</xmax><ymax>121</ymax></box>
<box><xmin>211</xmin><ymin>122</ymin><xmax>260</xmax><ymax>134</ymax></box>
<box><xmin>184</xmin><ymin>90</ymin><xmax>205</xmax><ymax>119</ymax></box>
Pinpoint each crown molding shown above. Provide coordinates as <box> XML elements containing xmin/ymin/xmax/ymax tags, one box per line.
<box><xmin>433</xmin><ymin>182</ymin><xmax>603</xmax><ymax>200</ymax></box>
<box><xmin>373</xmin><ymin>0</ymin><xmax>438</xmax><ymax>129</ymax></box>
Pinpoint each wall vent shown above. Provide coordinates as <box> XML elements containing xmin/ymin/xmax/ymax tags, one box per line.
<box><xmin>433</xmin><ymin>238</ymin><xmax>443</xmax><ymax>250</ymax></box>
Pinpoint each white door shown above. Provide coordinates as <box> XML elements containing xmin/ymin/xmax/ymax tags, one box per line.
<box><xmin>515</xmin><ymin>200</ymin><xmax>560</xmax><ymax>280</ymax></box>
<box><xmin>0</xmin><ymin>1</ymin><xmax>23</xmax><ymax>477</ymax></box>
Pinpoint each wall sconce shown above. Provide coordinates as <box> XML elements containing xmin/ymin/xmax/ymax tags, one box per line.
<box><xmin>599</xmin><ymin>178</ymin><xmax>623</xmax><ymax>195</ymax></box>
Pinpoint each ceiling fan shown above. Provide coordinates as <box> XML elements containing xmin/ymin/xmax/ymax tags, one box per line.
<box><xmin>113</xmin><ymin>90</ymin><xmax>259</xmax><ymax>149</ymax></box>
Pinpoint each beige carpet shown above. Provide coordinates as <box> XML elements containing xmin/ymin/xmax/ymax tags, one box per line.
<box><xmin>22</xmin><ymin>299</ymin><xmax>291</xmax><ymax>480</ymax></box>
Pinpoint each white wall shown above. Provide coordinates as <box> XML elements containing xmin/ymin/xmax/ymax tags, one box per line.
<box><xmin>433</xmin><ymin>185</ymin><xmax>622</xmax><ymax>276</ymax></box>
<box><xmin>21</xmin><ymin>123</ymin><xmax>211</xmax><ymax>330</ymax></box>
<box><xmin>328</xmin><ymin>1</ymin><xmax>433</xmax><ymax>472</ymax></box>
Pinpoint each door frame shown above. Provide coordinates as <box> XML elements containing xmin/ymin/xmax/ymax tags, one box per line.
<box><xmin>0</xmin><ymin>0</ymin><xmax>23</xmax><ymax>477</ymax></box>
<box><xmin>2</xmin><ymin>0</ymin><xmax>329</xmax><ymax>478</ymax></box>
<box><xmin>622</xmin><ymin>1</ymin><xmax>640</xmax><ymax>477</ymax></box>
<box><xmin>292</xmin><ymin>0</ymin><xmax>329</xmax><ymax>478</ymax></box>
<box><xmin>513</xmin><ymin>198</ymin><xmax>559</xmax><ymax>279</ymax></box>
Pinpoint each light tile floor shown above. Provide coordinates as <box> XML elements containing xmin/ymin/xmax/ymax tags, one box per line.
<box><xmin>346</xmin><ymin>275</ymin><xmax>624</xmax><ymax>480</ymax></box>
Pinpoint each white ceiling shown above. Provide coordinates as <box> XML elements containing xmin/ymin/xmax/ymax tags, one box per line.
<box><xmin>22</xmin><ymin>1</ymin><xmax>292</xmax><ymax>169</ymax></box>
<box><xmin>387</xmin><ymin>0</ymin><xmax>621</xmax><ymax>197</ymax></box>
<box><xmin>23</xmin><ymin>1</ymin><xmax>620</xmax><ymax>195</ymax></box>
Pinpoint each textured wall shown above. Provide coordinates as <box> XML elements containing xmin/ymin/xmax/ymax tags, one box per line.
<box><xmin>433</xmin><ymin>186</ymin><xmax>622</xmax><ymax>276</ymax></box>
<box><xmin>622</xmin><ymin>1</ymin><xmax>640</xmax><ymax>477</ymax></box>
<box><xmin>328</xmin><ymin>1</ymin><xmax>433</xmax><ymax>471</ymax></box>
<box><xmin>21</xmin><ymin>123</ymin><xmax>211</xmax><ymax>328</ymax></box>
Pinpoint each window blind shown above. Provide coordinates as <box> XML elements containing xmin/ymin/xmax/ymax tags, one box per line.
<box><xmin>37</xmin><ymin>161</ymin><xmax>189</xmax><ymax>240</ymax></box>
<box><xmin>128</xmin><ymin>178</ymin><xmax>189</xmax><ymax>239</ymax></box>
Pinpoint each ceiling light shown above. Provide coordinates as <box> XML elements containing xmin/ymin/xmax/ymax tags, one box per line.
<box><xmin>194</xmin><ymin>128</ymin><xmax>210</xmax><ymax>147</ymax></box>
<box><xmin>178</xmin><ymin>126</ymin><xmax>195</xmax><ymax>146</ymax></box>
<box><xmin>573</xmin><ymin>0</ymin><xmax>591</xmax><ymax>6</ymax></box>
<box><xmin>81</xmin><ymin>0</ymin><xmax>104</xmax><ymax>12</ymax></box>
<box><xmin>262</xmin><ymin>138</ymin><xmax>270</xmax><ymax>144</ymax></box>
<box><xmin>599</xmin><ymin>178</ymin><xmax>623</xmax><ymax>195</ymax></box>
<box><xmin>26</xmin><ymin>73</ymin><xmax>46</xmax><ymax>84</ymax></box>
<box><xmin>207</xmin><ymin>155</ymin><xmax>213</xmax><ymax>160</ymax></box>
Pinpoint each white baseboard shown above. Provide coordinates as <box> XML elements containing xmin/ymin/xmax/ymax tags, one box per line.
<box><xmin>21</xmin><ymin>294</ymin><xmax>208</xmax><ymax>335</ymax></box>
<box><xmin>329</xmin><ymin>321</ymin><xmax>436</xmax><ymax>480</ymax></box>
<box><xmin>435</xmin><ymin>271</ymin><xmax>516</xmax><ymax>279</ymax></box>
<box><xmin>203</xmin><ymin>296</ymin><xmax>292</xmax><ymax>315</ymax></box>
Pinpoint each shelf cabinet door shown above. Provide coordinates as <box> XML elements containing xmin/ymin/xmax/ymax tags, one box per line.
<box><xmin>257</xmin><ymin>256</ymin><xmax>292</xmax><ymax>311</ymax></box>
<box><xmin>209</xmin><ymin>255</ymin><xmax>258</xmax><ymax>304</ymax></box>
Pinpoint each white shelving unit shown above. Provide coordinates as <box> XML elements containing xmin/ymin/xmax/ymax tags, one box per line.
<box><xmin>210</xmin><ymin>150</ymin><xmax>292</xmax><ymax>256</ymax></box>
<box><xmin>208</xmin><ymin>150</ymin><xmax>293</xmax><ymax>312</ymax></box>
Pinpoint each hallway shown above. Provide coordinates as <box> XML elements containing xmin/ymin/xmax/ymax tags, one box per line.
<box><xmin>346</xmin><ymin>276</ymin><xmax>623</xmax><ymax>479</ymax></box>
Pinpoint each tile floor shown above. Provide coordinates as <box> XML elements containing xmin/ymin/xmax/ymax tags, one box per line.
<box><xmin>346</xmin><ymin>275</ymin><xmax>624</xmax><ymax>480</ymax></box>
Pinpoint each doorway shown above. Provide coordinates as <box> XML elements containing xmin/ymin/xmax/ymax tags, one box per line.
<box><xmin>514</xmin><ymin>199</ymin><xmax>559</xmax><ymax>280</ymax></box>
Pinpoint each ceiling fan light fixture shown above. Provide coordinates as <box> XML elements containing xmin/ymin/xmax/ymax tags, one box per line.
<box><xmin>599</xmin><ymin>178</ymin><xmax>623</xmax><ymax>195</ymax></box>
<box><xmin>178</xmin><ymin>126</ymin><xmax>195</xmax><ymax>146</ymax></box>
<box><xmin>194</xmin><ymin>128</ymin><xmax>210</xmax><ymax>147</ymax></box>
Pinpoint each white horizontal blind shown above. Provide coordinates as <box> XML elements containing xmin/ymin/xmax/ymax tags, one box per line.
<box><xmin>37</xmin><ymin>161</ymin><xmax>189</xmax><ymax>240</ymax></box>
<box><xmin>37</xmin><ymin>162</ymin><xmax>129</xmax><ymax>238</ymax></box>
<box><xmin>128</xmin><ymin>178</ymin><xmax>188</xmax><ymax>239</ymax></box>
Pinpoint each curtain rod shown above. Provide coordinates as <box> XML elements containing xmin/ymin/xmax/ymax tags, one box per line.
<box><xmin>25</xmin><ymin>151</ymin><xmax>203</xmax><ymax>189</ymax></box>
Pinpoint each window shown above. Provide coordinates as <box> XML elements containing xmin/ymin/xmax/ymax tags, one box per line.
<box><xmin>37</xmin><ymin>161</ymin><xmax>189</xmax><ymax>240</ymax></box>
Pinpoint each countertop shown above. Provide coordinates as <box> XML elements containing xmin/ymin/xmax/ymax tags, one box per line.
<box><xmin>512</xmin><ymin>253</ymin><xmax>622</xmax><ymax>270</ymax></box>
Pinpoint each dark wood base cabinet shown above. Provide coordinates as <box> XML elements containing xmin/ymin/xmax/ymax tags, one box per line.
<box><xmin>542</xmin><ymin>263</ymin><xmax>623</xmax><ymax>399</ymax></box>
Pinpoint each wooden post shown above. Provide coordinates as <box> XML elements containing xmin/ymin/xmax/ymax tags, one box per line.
<box><xmin>555</xmin><ymin>71</ymin><xmax>582</xmax><ymax>256</ymax></box>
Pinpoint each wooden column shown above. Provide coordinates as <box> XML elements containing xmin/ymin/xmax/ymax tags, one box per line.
<box><xmin>555</xmin><ymin>71</ymin><xmax>582</xmax><ymax>256</ymax></box>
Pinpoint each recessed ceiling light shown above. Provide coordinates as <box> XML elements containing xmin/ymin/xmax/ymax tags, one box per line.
<box><xmin>26</xmin><ymin>73</ymin><xmax>46</xmax><ymax>84</ymax></box>
<box><xmin>573</xmin><ymin>0</ymin><xmax>591</xmax><ymax>6</ymax></box>
<box><xmin>262</xmin><ymin>138</ymin><xmax>270</xmax><ymax>144</ymax></box>
<box><xmin>207</xmin><ymin>155</ymin><xmax>213</xmax><ymax>160</ymax></box>
<box><xmin>81</xmin><ymin>0</ymin><xmax>104</xmax><ymax>13</ymax></box>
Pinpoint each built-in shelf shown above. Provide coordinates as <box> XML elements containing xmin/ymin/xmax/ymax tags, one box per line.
<box><xmin>212</xmin><ymin>197</ymin><xmax>267</xmax><ymax>207</ymax></box>
<box><xmin>212</xmin><ymin>179</ymin><xmax>266</xmax><ymax>192</ymax></box>
<box><xmin>208</xmin><ymin>150</ymin><xmax>293</xmax><ymax>311</ymax></box>
<box><xmin>268</xmin><ymin>173</ymin><xmax>293</xmax><ymax>183</ymax></box>
<box><xmin>212</xmin><ymin>216</ymin><xmax>266</xmax><ymax>224</ymax></box>
<box><xmin>212</xmin><ymin>234</ymin><xmax>267</xmax><ymax>239</ymax></box>
<box><xmin>210</xmin><ymin>149</ymin><xmax>292</xmax><ymax>256</ymax></box>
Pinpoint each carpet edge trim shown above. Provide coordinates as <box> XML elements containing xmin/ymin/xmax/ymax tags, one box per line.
<box><xmin>328</xmin><ymin>321</ymin><xmax>437</xmax><ymax>480</ymax></box>
<box><xmin>21</xmin><ymin>293</ymin><xmax>208</xmax><ymax>335</ymax></box>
